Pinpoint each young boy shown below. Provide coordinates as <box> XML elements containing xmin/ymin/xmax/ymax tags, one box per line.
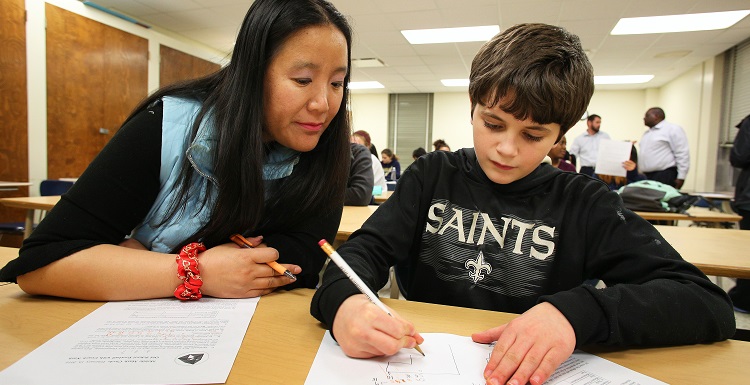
<box><xmin>311</xmin><ymin>23</ymin><xmax>735</xmax><ymax>385</ymax></box>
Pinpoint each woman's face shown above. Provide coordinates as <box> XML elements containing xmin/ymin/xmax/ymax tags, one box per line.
<box><xmin>381</xmin><ymin>153</ymin><xmax>392</xmax><ymax>163</ymax></box>
<box><xmin>263</xmin><ymin>24</ymin><xmax>348</xmax><ymax>152</ymax></box>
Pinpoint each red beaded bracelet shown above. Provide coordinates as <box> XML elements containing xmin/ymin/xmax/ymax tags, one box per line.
<box><xmin>174</xmin><ymin>242</ymin><xmax>206</xmax><ymax>300</ymax></box>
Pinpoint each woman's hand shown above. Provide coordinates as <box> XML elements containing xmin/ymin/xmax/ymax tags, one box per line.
<box><xmin>198</xmin><ymin>242</ymin><xmax>301</xmax><ymax>298</ymax></box>
<box><xmin>622</xmin><ymin>159</ymin><xmax>637</xmax><ymax>171</ymax></box>
<box><xmin>471</xmin><ymin>302</ymin><xmax>575</xmax><ymax>385</ymax></box>
<box><xmin>332</xmin><ymin>294</ymin><xmax>423</xmax><ymax>358</ymax></box>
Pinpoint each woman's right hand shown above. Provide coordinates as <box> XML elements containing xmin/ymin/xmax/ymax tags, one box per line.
<box><xmin>332</xmin><ymin>294</ymin><xmax>423</xmax><ymax>358</ymax></box>
<box><xmin>198</xmin><ymin>243</ymin><xmax>301</xmax><ymax>298</ymax></box>
<box><xmin>622</xmin><ymin>159</ymin><xmax>637</xmax><ymax>171</ymax></box>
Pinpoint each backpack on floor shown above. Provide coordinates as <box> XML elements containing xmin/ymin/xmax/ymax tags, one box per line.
<box><xmin>617</xmin><ymin>180</ymin><xmax>700</xmax><ymax>213</ymax></box>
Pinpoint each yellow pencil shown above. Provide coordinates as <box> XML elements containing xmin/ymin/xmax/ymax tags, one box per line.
<box><xmin>230</xmin><ymin>234</ymin><xmax>297</xmax><ymax>280</ymax></box>
<box><xmin>318</xmin><ymin>239</ymin><xmax>425</xmax><ymax>356</ymax></box>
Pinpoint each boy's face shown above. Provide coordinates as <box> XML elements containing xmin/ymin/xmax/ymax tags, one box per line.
<box><xmin>472</xmin><ymin>101</ymin><xmax>560</xmax><ymax>184</ymax></box>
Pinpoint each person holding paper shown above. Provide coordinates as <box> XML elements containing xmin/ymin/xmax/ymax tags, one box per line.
<box><xmin>311</xmin><ymin>23</ymin><xmax>735</xmax><ymax>385</ymax></box>
<box><xmin>639</xmin><ymin>107</ymin><xmax>690</xmax><ymax>189</ymax></box>
<box><xmin>595</xmin><ymin>142</ymin><xmax>645</xmax><ymax>190</ymax></box>
<box><xmin>569</xmin><ymin>114</ymin><xmax>610</xmax><ymax>176</ymax></box>
<box><xmin>1</xmin><ymin>0</ymin><xmax>353</xmax><ymax>300</ymax></box>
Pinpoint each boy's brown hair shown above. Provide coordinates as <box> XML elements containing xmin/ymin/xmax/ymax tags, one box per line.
<box><xmin>469</xmin><ymin>23</ymin><xmax>594</xmax><ymax>139</ymax></box>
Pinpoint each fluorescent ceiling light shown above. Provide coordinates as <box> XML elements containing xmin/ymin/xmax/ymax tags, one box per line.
<box><xmin>352</xmin><ymin>58</ymin><xmax>385</xmax><ymax>68</ymax></box>
<box><xmin>441</xmin><ymin>79</ymin><xmax>469</xmax><ymax>87</ymax></box>
<box><xmin>402</xmin><ymin>25</ymin><xmax>500</xmax><ymax>44</ymax></box>
<box><xmin>611</xmin><ymin>10</ymin><xmax>750</xmax><ymax>35</ymax></box>
<box><xmin>594</xmin><ymin>75</ymin><xmax>654</xmax><ymax>85</ymax></box>
<box><xmin>349</xmin><ymin>81</ymin><xmax>384</xmax><ymax>90</ymax></box>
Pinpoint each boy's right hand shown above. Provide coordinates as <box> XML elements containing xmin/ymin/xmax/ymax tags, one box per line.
<box><xmin>332</xmin><ymin>294</ymin><xmax>424</xmax><ymax>358</ymax></box>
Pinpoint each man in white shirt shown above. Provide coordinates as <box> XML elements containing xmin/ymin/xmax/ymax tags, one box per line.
<box><xmin>639</xmin><ymin>107</ymin><xmax>690</xmax><ymax>189</ymax></box>
<box><xmin>569</xmin><ymin>114</ymin><xmax>610</xmax><ymax>176</ymax></box>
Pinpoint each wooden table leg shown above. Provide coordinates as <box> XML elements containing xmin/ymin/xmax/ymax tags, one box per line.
<box><xmin>23</xmin><ymin>209</ymin><xmax>33</xmax><ymax>239</ymax></box>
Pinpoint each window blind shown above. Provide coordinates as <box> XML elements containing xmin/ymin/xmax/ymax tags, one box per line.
<box><xmin>388</xmin><ymin>93</ymin><xmax>433</xmax><ymax>169</ymax></box>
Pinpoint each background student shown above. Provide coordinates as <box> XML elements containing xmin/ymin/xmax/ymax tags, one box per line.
<box><xmin>0</xmin><ymin>0</ymin><xmax>352</xmax><ymax>300</ymax></box>
<box><xmin>381</xmin><ymin>148</ymin><xmax>401</xmax><ymax>181</ymax></box>
<box><xmin>352</xmin><ymin>132</ymin><xmax>387</xmax><ymax>195</ymax></box>
<box><xmin>433</xmin><ymin>139</ymin><xmax>451</xmax><ymax>151</ymax></box>
<box><xmin>596</xmin><ymin>145</ymin><xmax>645</xmax><ymax>190</ymax></box>
<box><xmin>546</xmin><ymin>136</ymin><xmax>575</xmax><ymax>172</ymax></box>
<box><xmin>312</xmin><ymin>23</ymin><xmax>734</xmax><ymax>385</ymax></box>
<box><xmin>412</xmin><ymin>147</ymin><xmax>427</xmax><ymax>160</ymax></box>
<box><xmin>345</xmin><ymin>142</ymin><xmax>375</xmax><ymax>206</ymax></box>
<box><xmin>352</xmin><ymin>129</ymin><xmax>378</xmax><ymax>157</ymax></box>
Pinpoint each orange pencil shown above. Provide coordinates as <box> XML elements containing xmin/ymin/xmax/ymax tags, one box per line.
<box><xmin>230</xmin><ymin>234</ymin><xmax>297</xmax><ymax>280</ymax></box>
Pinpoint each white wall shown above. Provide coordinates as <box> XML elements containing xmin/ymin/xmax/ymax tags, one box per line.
<box><xmin>655</xmin><ymin>58</ymin><xmax>723</xmax><ymax>192</ymax></box>
<box><xmin>349</xmin><ymin>93</ymin><xmax>388</xmax><ymax>153</ymax></box>
<box><xmin>432</xmin><ymin>93</ymin><xmax>472</xmax><ymax>150</ymax></box>
<box><xmin>566</xmin><ymin>89</ymin><xmax>647</xmax><ymax>143</ymax></box>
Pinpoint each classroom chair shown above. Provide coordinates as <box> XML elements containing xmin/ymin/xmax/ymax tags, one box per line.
<box><xmin>0</xmin><ymin>179</ymin><xmax>74</xmax><ymax>241</ymax></box>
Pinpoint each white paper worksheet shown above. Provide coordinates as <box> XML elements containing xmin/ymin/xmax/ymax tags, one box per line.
<box><xmin>0</xmin><ymin>297</ymin><xmax>259</xmax><ymax>385</ymax></box>
<box><xmin>594</xmin><ymin>139</ymin><xmax>634</xmax><ymax>177</ymax></box>
<box><xmin>305</xmin><ymin>332</ymin><xmax>667</xmax><ymax>385</ymax></box>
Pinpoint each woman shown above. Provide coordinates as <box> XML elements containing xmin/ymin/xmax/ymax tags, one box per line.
<box><xmin>547</xmin><ymin>136</ymin><xmax>576</xmax><ymax>172</ymax></box>
<box><xmin>352</xmin><ymin>129</ymin><xmax>378</xmax><ymax>157</ymax></box>
<box><xmin>0</xmin><ymin>0</ymin><xmax>352</xmax><ymax>300</ymax></box>
<box><xmin>381</xmin><ymin>148</ymin><xmax>401</xmax><ymax>181</ymax></box>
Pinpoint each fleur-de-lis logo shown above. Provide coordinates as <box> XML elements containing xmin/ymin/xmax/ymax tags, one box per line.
<box><xmin>465</xmin><ymin>251</ymin><xmax>492</xmax><ymax>283</ymax></box>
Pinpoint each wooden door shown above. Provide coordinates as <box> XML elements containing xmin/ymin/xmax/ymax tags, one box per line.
<box><xmin>160</xmin><ymin>45</ymin><xmax>221</xmax><ymax>87</ymax></box>
<box><xmin>46</xmin><ymin>4</ymin><xmax>148</xmax><ymax>179</ymax></box>
<box><xmin>0</xmin><ymin>0</ymin><xmax>29</xmax><ymax>246</ymax></box>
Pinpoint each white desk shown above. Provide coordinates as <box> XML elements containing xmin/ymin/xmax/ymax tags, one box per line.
<box><xmin>0</xmin><ymin>181</ymin><xmax>31</xmax><ymax>192</ymax></box>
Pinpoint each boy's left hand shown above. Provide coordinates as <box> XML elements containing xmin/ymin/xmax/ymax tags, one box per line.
<box><xmin>471</xmin><ymin>302</ymin><xmax>575</xmax><ymax>385</ymax></box>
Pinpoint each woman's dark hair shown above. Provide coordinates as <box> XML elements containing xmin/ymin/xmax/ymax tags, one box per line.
<box><xmin>412</xmin><ymin>147</ymin><xmax>427</xmax><ymax>159</ymax></box>
<box><xmin>125</xmin><ymin>0</ymin><xmax>352</xmax><ymax>249</ymax></box>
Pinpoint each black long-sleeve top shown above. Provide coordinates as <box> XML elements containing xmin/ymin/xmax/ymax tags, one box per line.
<box><xmin>312</xmin><ymin>149</ymin><xmax>735</xmax><ymax>347</ymax></box>
<box><xmin>0</xmin><ymin>103</ymin><xmax>341</xmax><ymax>289</ymax></box>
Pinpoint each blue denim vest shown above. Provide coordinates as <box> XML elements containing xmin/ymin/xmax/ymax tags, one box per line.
<box><xmin>130</xmin><ymin>96</ymin><xmax>300</xmax><ymax>252</ymax></box>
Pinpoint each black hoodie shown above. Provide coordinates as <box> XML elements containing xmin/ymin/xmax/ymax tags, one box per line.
<box><xmin>312</xmin><ymin>149</ymin><xmax>735</xmax><ymax>347</ymax></box>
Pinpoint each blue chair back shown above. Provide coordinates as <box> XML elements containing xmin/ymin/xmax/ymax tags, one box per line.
<box><xmin>40</xmin><ymin>180</ymin><xmax>74</xmax><ymax>196</ymax></box>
